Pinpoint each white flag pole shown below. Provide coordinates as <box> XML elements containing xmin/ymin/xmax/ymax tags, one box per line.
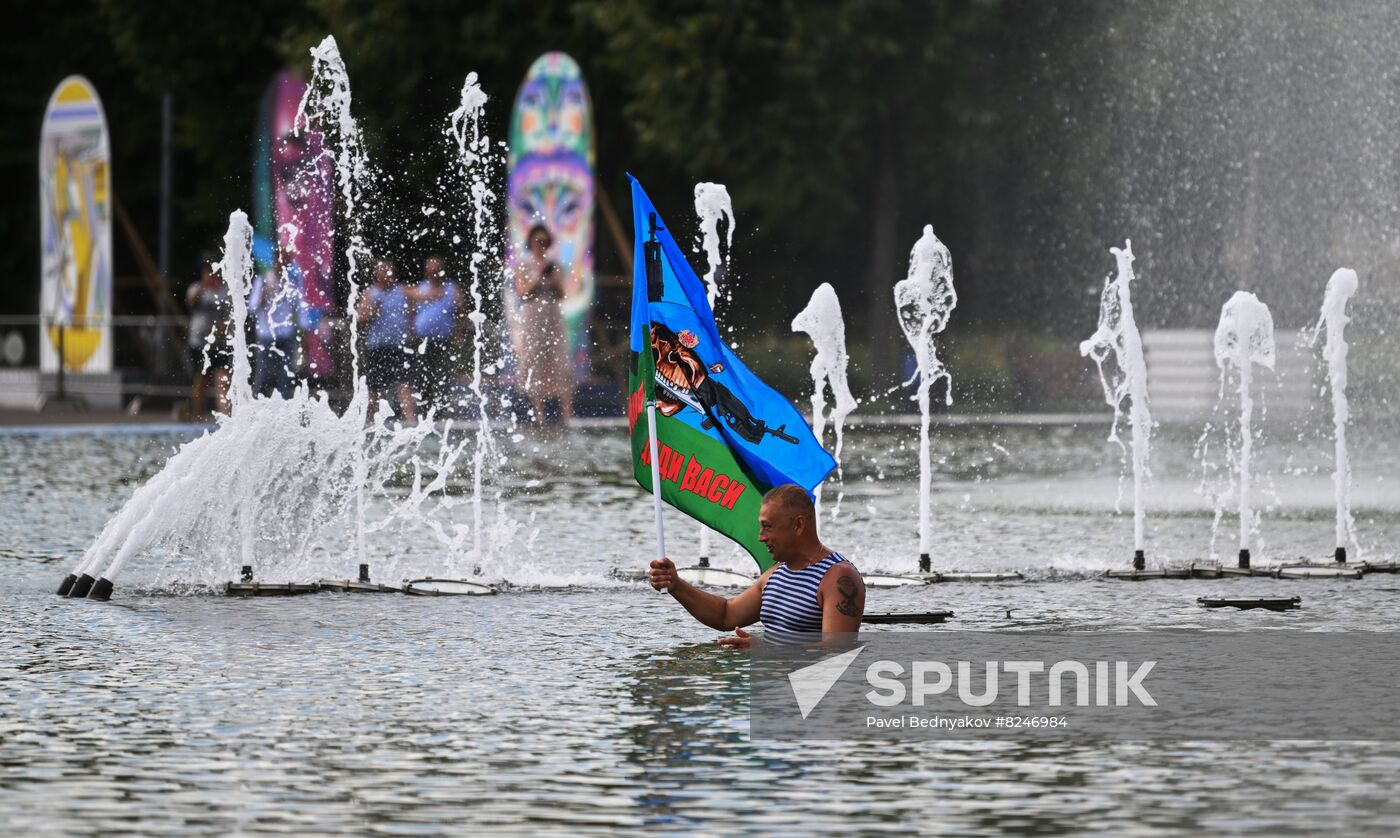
<box><xmin>646</xmin><ymin>398</ymin><xmax>668</xmax><ymax>593</ymax></box>
<box><xmin>641</xmin><ymin>209</ymin><xmax>669</xmax><ymax>593</ymax></box>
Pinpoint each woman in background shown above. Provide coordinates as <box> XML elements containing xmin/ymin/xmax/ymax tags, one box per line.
<box><xmin>514</xmin><ymin>224</ymin><xmax>573</xmax><ymax>424</ymax></box>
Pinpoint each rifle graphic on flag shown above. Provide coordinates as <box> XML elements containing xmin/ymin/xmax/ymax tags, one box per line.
<box><xmin>627</xmin><ymin>176</ymin><xmax>835</xmax><ymax>571</ymax></box>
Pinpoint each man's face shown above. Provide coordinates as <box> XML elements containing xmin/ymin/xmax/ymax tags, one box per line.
<box><xmin>424</xmin><ymin>259</ymin><xmax>444</xmax><ymax>281</ymax></box>
<box><xmin>758</xmin><ymin>501</ymin><xmax>802</xmax><ymax>562</ymax></box>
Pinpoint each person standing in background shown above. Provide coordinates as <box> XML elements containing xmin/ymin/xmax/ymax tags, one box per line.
<box><xmin>186</xmin><ymin>256</ymin><xmax>232</xmax><ymax>419</ymax></box>
<box><xmin>248</xmin><ymin>248</ymin><xmax>308</xmax><ymax>399</ymax></box>
<box><xmin>358</xmin><ymin>258</ymin><xmax>417</xmax><ymax>424</ymax></box>
<box><xmin>406</xmin><ymin>255</ymin><xmax>465</xmax><ymax>416</ymax></box>
<box><xmin>514</xmin><ymin>224</ymin><xmax>573</xmax><ymax>424</ymax></box>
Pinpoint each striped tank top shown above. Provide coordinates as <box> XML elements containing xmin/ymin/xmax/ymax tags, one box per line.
<box><xmin>760</xmin><ymin>553</ymin><xmax>848</xmax><ymax>643</ymax></box>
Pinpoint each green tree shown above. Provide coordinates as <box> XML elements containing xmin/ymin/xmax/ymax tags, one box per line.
<box><xmin>96</xmin><ymin>0</ymin><xmax>322</xmax><ymax>258</ymax></box>
<box><xmin>582</xmin><ymin>0</ymin><xmax>1000</xmax><ymax>383</ymax></box>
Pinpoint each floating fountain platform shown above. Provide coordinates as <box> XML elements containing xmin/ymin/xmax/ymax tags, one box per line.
<box><xmin>604</xmin><ymin>566</ymin><xmax>758</xmax><ymax>587</ymax></box>
<box><xmin>224</xmin><ymin>582</ymin><xmax>321</xmax><ymax>597</ymax></box>
<box><xmin>1107</xmin><ymin>560</ymin><xmax>1371</xmax><ymax>580</ymax></box>
<box><xmin>318</xmin><ymin>563</ymin><xmax>402</xmax><ymax>592</ymax></box>
<box><xmin>677</xmin><ymin>566</ymin><xmax>755</xmax><ymax>588</ymax></box>
<box><xmin>864</xmin><ymin>610</ymin><xmax>954</xmax><ymax>625</ymax></box>
<box><xmin>868</xmin><ymin>571</ymin><xmax>1026</xmax><ymax>584</ymax></box>
<box><xmin>864</xmin><ymin>573</ymin><xmax>931</xmax><ymax>588</ymax></box>
<box><xmin>1104</xmin><ymin>567</ymin><xmax>1192</xmax><ymax>581</ymax></box>
<box><xmin>931</xmin><ymin>571</ymin><xmax>1024</xmax><ymax>583</ymax></box>
<box><xmin>319</xmin><ymin>579</ymin><xmax>403</xmax><ymax>593</ymax></box>
<box><xmin>1198</xmin><ymin>596</ymin><xmax>1300</xmax><ymax>611</ymax></box>
<box><xmin>1361</xmin><ymin>561</ymin><xmax>1400</xmax><ymax>574</ymax></box>
<box><xmin>402</xmin><ymin>577</ymin><xmax>496</xmax><ymax>596</ymax></box>
<box><xmin>1272</xmin><ymin>564</ymin><xmax>1363</xmax><ymax>580</ymax></box>
<box><xmin>609</xmin><ymin>568</ymin><xmax>649</xmax><ymax>583</ymax></box>
<box><xmin>610</xmin><ymin>568</ymin><xmax>1021</xmax><ymax>588</ymax></box>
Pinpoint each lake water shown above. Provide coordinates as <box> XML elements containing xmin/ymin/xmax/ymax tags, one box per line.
<box><xmin>4</xmin><ymin>421</ymin><xmax>1400</xmax><ymax>834</ymax></box>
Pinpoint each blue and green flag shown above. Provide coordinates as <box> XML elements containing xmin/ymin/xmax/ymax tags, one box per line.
<box><xmin>627</xmin><ymin>176</ymin><xmax>835</xmax><ymax>570</ymax></box>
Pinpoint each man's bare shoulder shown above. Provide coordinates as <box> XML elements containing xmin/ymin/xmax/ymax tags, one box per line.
<box><xmin>818</xmin><ymin>556</ymin><xmax>865</xmax><ymax>620</ymax></box>
<box><xmin>825</xmin><ymin>557</ymin><xmax>863</xmax><ymax>582</ymax></box>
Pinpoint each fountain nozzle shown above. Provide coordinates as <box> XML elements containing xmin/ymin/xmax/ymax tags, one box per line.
<box><xmin>359</xmin><ymin>563</ymin><xmax>370</xmax><ymax>583</ymax></box>
<box><xmin>240</xmin><ymin>565</ymin><xmax>253</xmax><ymax>583</ymax></box>
<box><xmin>57</xmin><ymin>574</ymin><xmax>77</xmax><ymax>596</ymax></box>
<box><xmin>1238</xmin><ymin>549</ymin><xmax>1251</xmax><ymax>570</ymax></box>
<box><xmin>88</xmin><ymin>578</ymin><xmax>114</xmax><ymax>601</ymax></box>
<box><xmin>68</xmin><ymin>574</ymin><xmax>95</xmax><ymax>598</ymax></box>
<box><xmin>1335</xmin><ymin>547</ymin><xmax>1347</xmax><ymax>564</ymax></box>
<box><xmin>919</xmin><ymin>553</ymin><xmax>931</xmax><ymax>573</ymax></box>
<box><xmin>698</xmin><ymin>556</ymin><xmax>710</xmax><ymax>569</ymax></box>
<box><xmin>1132</xmin><ymin>550</ymin><xmax>1145</xmax><ymax>571</ymax></box>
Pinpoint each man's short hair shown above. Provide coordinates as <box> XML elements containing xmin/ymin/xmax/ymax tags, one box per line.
<box><xmin>762</xmin><ymin>484</ymin><xmax>815</xmax><ymax>522</ymax></box>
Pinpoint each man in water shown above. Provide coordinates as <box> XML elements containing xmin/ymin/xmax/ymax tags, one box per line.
<box><xmin>648</xmin><ymin>484</ymin><xmax>864</xmax><ymax>647</ymax></box>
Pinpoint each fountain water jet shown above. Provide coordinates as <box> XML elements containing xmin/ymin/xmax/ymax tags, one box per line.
<box><xmin>693</xmin><ymin>182</ymin><xmax>733</xmax><ymax>315</ymax></box>
<box><xmin>691</xmin><ymin>182</ymin><xmax>734</xmax><ymax>568</ymax></box>
<box><xmin>893</xmin><ymin>225</ymin><xmax>957</xmax><ymax>573</ymax></box>
<box><xmin>1312</xmin><ymin>268</ymin><xmax>1359</xmax><ymax>563</ymax></box>
<box><xmin>1213</xmin><ymin>291</ymin><xmax>1276</xmax><ymax>569</ymax></box>
<box><xmin>792</xmin><ymin>282</ymin><xmax>858</xmax><ymax>521</ymax></box>
<box><xmin>62</xmin><ymin>212</ymin><xmax>262</xmax><ymax>598</ymax></box>
<box><xmin>59</xmin><ymin>38</ymin><xmax>511</xmax><ymax>599</ymax></box>
<box><xmin>297</xmin><ymin>35</ymin><xmax>376</xmax><ymax>577</ymax></box>
<box><xmin>1080</xmin><ymin>241</ymin><xmax>1153</xmax><ymax>570</ymax></box>
<box><xmin>447</xmin><ymin>72</ymin><xmax>501</xmax><ymax>565</ymax></box>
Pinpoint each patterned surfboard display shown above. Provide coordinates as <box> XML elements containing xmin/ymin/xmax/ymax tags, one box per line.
<box><xmin>252</xmin><ymin>70</ymin><xmax>337</xmax><ymax>377</ymax></box>
<box><xmin>39</xmin><ymin>76</ymin><xmax>112</xmax><ymax>373</ymax></box>
<box><xmin>506</xmin><ymin>52</ymin><xmax>596</xmax><ymax>381</ymax></box>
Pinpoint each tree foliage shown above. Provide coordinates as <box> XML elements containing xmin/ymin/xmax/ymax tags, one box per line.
<box><xmin>2</xmin><ymin>0</ymin><xmax>1106</xmax><ymax>355</ymax></box>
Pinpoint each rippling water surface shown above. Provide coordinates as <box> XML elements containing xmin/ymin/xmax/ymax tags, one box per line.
<box><xmin>4</xmin><ymin>423</ymin><xmax>1400</xmax><ymax>835</ymax></box>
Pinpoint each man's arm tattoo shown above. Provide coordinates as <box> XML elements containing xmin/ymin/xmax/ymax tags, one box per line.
<box><xmin>836</xmin><ymin>575</ymin><xmax>861</xmax><ymax>617</ymax></box>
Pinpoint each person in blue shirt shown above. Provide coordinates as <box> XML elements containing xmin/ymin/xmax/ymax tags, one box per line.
<box><xmin>356</xmin><ymin>258</ymin><xmax>417</xmax><ymax>424</ymax></box>
<box><xmin>248</xmin><ymin>249</ymin><xmax>311</xmax><ymax>399</ymax></box>
<box><xmin>405</xmin><ymin>255</ymin><xmax>466</xmax><ymax>415</ymax></box>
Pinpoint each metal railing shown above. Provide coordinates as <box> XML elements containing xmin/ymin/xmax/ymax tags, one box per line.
<box><xmin>0</xmin><ymin>311</ymin><xmax>385</xmax><ymax>411</ymax></box>
<box><xmin>1</xmin><ymin>304</ymin><xmax>635</xmax><ymax>413</ymax></box>
<box><xmin>0</xmin><ymin>314</ymin><xmax>200</xmax><ymax>406</ymax></box>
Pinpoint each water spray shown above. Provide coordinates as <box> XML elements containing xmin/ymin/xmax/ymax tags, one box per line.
<box><xmin>893</xmin><ymin>225</ymin><xmax>957</xmax><ymax>573</ymax></box>
<box><xmin>692</xmin><ymin>182</ymin><xmax>734</xmax><ymax>567</ymax></box>
<box><xmin>447</xmin><ymin>71</ymin><xmax>503</xmax><ymax>568</ymax></box>
<box><xmin>56</xmin><ymin>37</ymin><xmax>496</xmax><ymax>600</ymax></box>
<box><xmin>1313</xmin><ymin>268</ymin><xmax>1359</xmax><ymax>563</ymax></box>
<box><xmin>793</xmin><ymin>282</ymin><xmax>858</xmax><ymax>521</ymax></box>
<box><xmin>1213</xmin><ymin>291</ymin><xmax>1276</xmax><ymax>569</ymax></box>
<box><xmin>1080</xmin><ymin>241</ymin><xmax>1153</xmax><ymax>571</ymax></box>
